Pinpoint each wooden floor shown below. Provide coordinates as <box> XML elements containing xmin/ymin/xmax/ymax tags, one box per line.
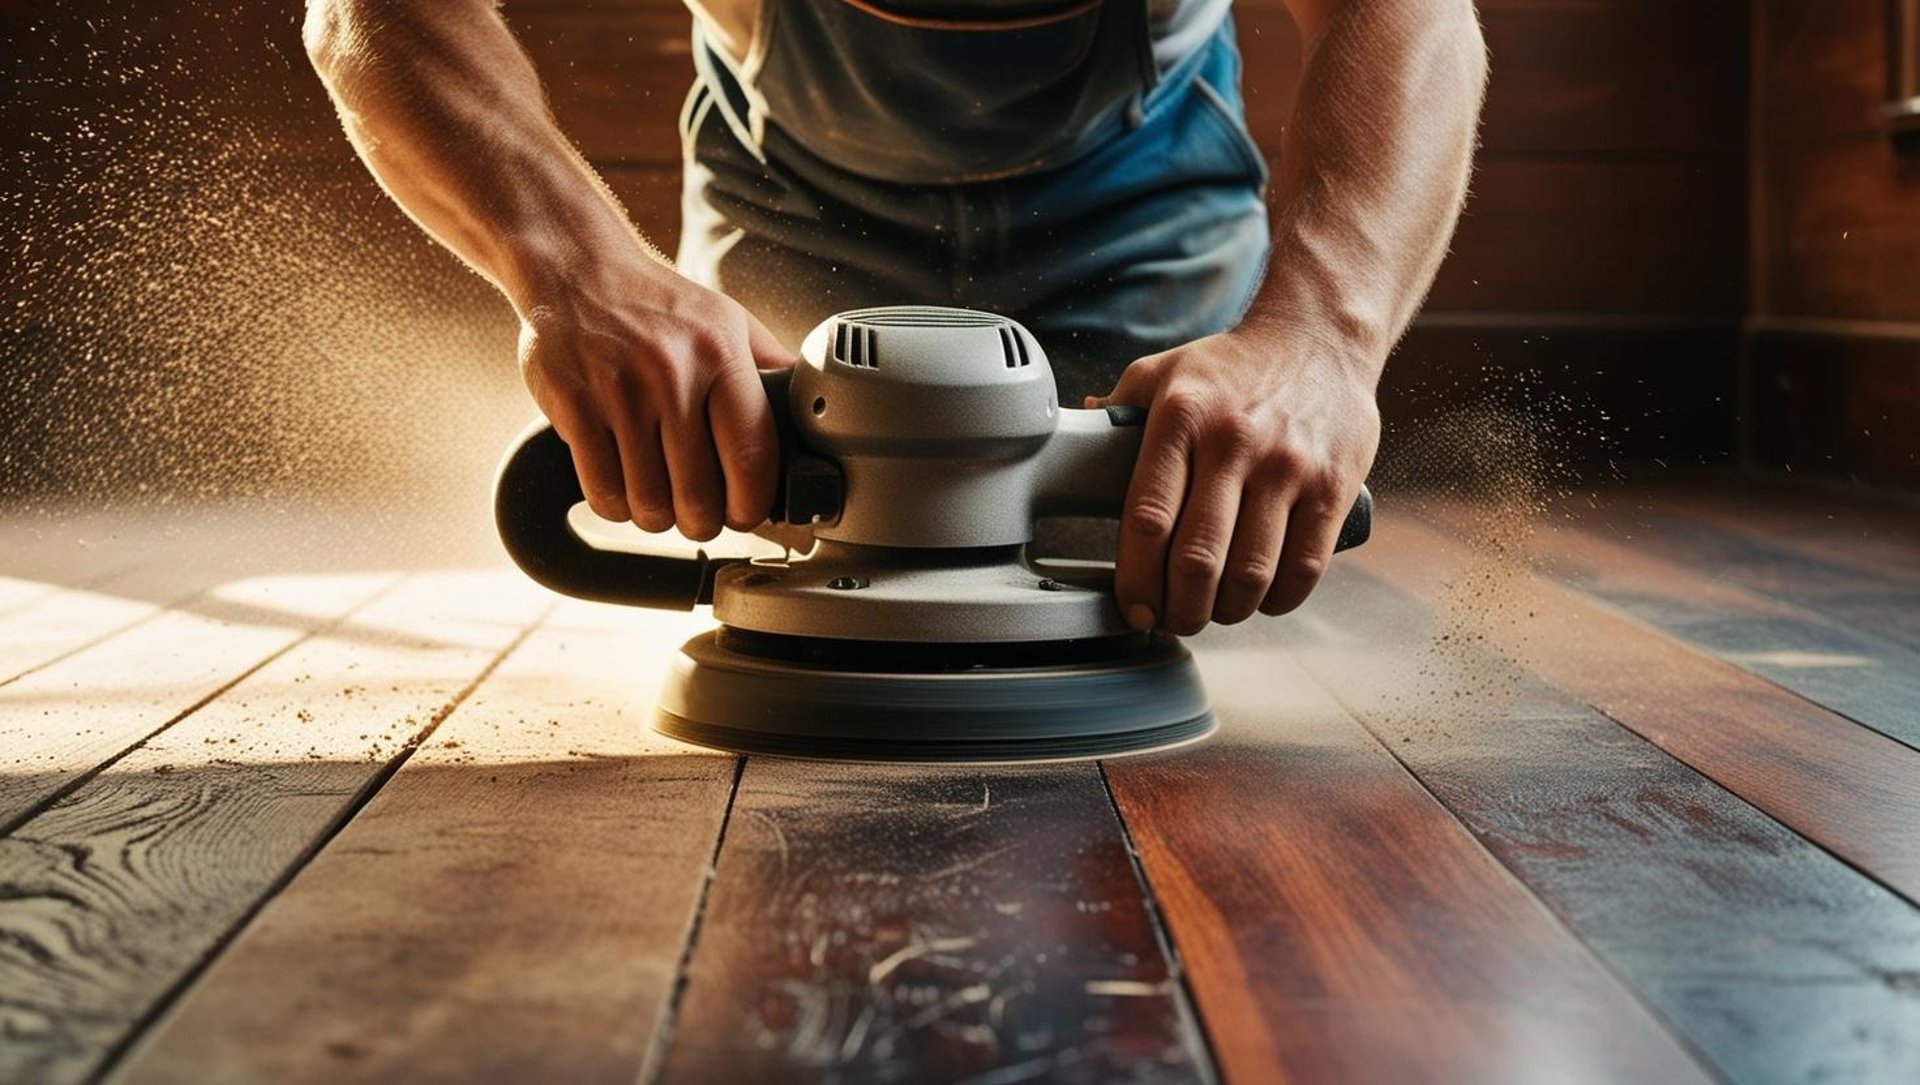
<box><xmin>2</xmin><ymin>476</ymin><xmax>1917</xmax><ymax>1084</ymax></box>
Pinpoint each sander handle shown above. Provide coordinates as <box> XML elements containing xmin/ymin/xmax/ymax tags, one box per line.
<box><xmin>1032</xmin><ymin>405</ymin><xmax>1371</xmax><ymax>552</ymax></box>
<box><xmin>493</xmin><ymin>369</ymin><xmax>832</xmax><ymax>610</ymax></box>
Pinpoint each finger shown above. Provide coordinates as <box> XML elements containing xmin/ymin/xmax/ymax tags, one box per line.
<box><xmin>709</xmin><ymin>362</ymin><xmax>779</xmax><ymax>530</ymax></box>
<box><xmin>661</xmin><ymin>406</ymin><xmax>727</xmax><ymax>542</ymax></box>
<box><xmin>1212</xmin><ymin>479</ymin><xmax>1291</xmax><ymax>625</ymax></box>
<box><xmin>547</xmin><ymin>402</ymin><xmax>628</xmax><ymax>522</ymax></box>
<box><xmin>746</xmin><ymin>312</ymin><xmax>797</xmax><ymax>368</ymax></box>
<box><xmin>608</xmin><ymin>408</ymin><xmax>674</xmax><ymax>533</ymax></box>
<box><xmin>1161</xmin><ymin>443</ymin><xmax>1249</xmax><ymax>635</ymax></box>
<box><xmin>1262</xmin><ymin>487</ymin><xmax>1346</xmax><ymax>616</ymax></box>
<box><xmin>1113</xmin><ymin>402</ymin><xmax>1193</xmax><ymax>633</ymax></box>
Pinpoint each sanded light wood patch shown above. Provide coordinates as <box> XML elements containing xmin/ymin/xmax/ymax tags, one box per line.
<box><xmin>0</xmin><ymin>572</ymin><xmax>547</xmax><ymax>1085</ymax></box>
<box><xmin>116</xmin><ymin>602</ymin><xmax>736</xmax><ymax>1085</ymax></box>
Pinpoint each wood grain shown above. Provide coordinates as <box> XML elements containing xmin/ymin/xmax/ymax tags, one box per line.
<box><xmin>654</xmin><ymin>758</ymin><xmax>1208</xmax><ymax>1084</ymax></box>
<box><xmin>1349</xmin><ymin>512</ymin><xmax>1920</xmax><ymax>906</ymax></box>
<box><xmin>116</xmin><ymin>603</ymin><xmax>736</xmax><ymax>1085</ymax></box>
<box><xmin>1283</xmin><ymin>564</ymin><xmax>1920</xmax><ymax>1084</ymax></box>
<box><xmin>1550</xmin><ymin>497</ymin><xmax>1920</xmax><ymax>655</ymax></box>
<box><xmin>0</xmin><ymin>572</ymin><xmax>400</xmax><ymax>830</ymax></box>
<box><xmin>1420</xmin><ymin>496</ymin><xmax>1920</xmax><ymax>752</ymax></box>
<box><xmin>1638</xmin><ymin>478</ymin><xmax>1920</xmax><ymax>580</ymax></box>
<box><xmin>1103</xmin><ymin>642</ymin><xmax>1711</xmax><ymax>1084</ymax></box>
<box><xmin>0</xmin><ymin>572</ymin><xmax>546</xmax><ymax>1085</ymax></box>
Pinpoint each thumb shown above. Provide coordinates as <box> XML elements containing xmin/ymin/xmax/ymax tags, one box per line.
<box><xmin>1088</xmin><ymin>354</ymin><xmax>1164</xmax><ymax>409</ymax></box>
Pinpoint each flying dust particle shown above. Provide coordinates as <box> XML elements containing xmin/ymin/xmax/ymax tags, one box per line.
<box><xmin>3</xmin><ymin>4</ymin><xmax>535</xmax><ymax>561</ymax></box>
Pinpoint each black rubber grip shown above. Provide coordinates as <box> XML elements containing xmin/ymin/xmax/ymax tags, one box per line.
<box><xmin>1336</xmin><ymin>486</ymin><xmax>1372</xmax><ymax>552</ymax></box>
<box><xmin>493</xmin><ymin>369</ymin><xmax>815</xmax><ymax>610</ymax></box>
<box><xmin>493</xmin><ymin>421</ymin><xmax>720</xmax><ymax>609</ymax></box>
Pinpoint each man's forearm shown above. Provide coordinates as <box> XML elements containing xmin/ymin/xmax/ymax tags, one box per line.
<box><xmin>1241</xmin><ymin>0</ymin><xmax>1489</xmax><ymax>378</ymax></box>
<box><xmin>303</xmin><ymin>0</ymin><xmax>662</xmax><ymax>313</ymax></box>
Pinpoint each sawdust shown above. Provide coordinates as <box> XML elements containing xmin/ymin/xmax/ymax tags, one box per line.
<box><xmin>2</xmin><ymin>5</ymin><xmax>532</xmax><ymax>562</ymax></box>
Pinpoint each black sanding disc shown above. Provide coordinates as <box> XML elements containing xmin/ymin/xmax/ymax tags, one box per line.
<box><xmin>653</xmin><ymin>629</ymin><xmax>1215</xmax><ymax>763</ymax></box>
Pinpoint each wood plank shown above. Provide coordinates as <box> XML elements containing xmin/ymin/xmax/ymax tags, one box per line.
<box><xmin>0</xmin><ymin>572</ymin><xmax>547</xmax><ymax>1085</ymax></box>
<box><xmin>1420</xmin><ymin>496</ymin><xmax>1920</xmax><ymax>752</ymax></box>
<box><xmin>1103</xmin><ymin>644</ymin><xmax>1710</xmax><ymax>1083</ymax></box>
<box><xmin>0</xmin><ymin>583</ymin><xmax>164</xmax><ymax>684</ymax></box>
<box><xmin>115</xmin><ymin>603</ymin><xmax>736</xmax><ymax>1085</ymax></box>
<box><xmin>1599</xmin><ymin>477</ymin><xmax>1920</xmax><ymax>581</ymax></box>
<box><xmin>1429</xmin><ymin>157</ymin><xmax>1748</xmax><ymax>315</ymax></box>
<box><xmin>1551</xmin><ymin>493</ymin><xmax>1920</xmax><ymax>654</ymax></box>
<box><xmin>1283</xmin><ymin>564</ymin><xmax>1920</xmax><ymax>1084</ymax></box>
<box><xmin>653</xmin><ymin>758</ymin><xmax>1209</xmax><ymax>1084</ymax></box>
<box><xmin>1749</xmin><ymin>330</ymin><xmax>1920</xmax><ymax>490</ymax></box>
<box><xmin>1348</xmin><ymin>512</ymin><xmax>1920</xmax><ymax>905</ymax></box>
<box><xmin>0</xmin><ymin>572</ymin><xmax>401</xmax><ymax>830</ymax></box>
<box><xmin>1758</xmin><ymin>0</ymin><xmax>1893</xmax><ymax>144</ymax></box>
<box><xmin>1760</xmin><ymin>136</ymin><xmax>1920</xmax><ymax>323</ymax></box>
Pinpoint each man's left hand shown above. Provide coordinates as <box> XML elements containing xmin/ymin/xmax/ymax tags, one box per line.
<box><xmin>1091</xmin><ymin>328</ymin><xmax>1379</xmax><ymax>635</ymax></box>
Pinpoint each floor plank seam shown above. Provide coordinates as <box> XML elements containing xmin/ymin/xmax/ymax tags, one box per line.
<box><xmin>1395</xmin><ymin>509</ymin><xmax>1920</xmax><ymax>908</ymax></box>
<box><xmin>1095</xmin><ymin>759</ymin><xmax>1222</xmax><ymax>1085</ymax></box>
<box><xmin>1297</xmin><ymin>648</ymin><xmax>1735</xmax><ymax>1083</ymax></box>
<box><xmin>0</xmin><ymin>582</ymin><xmax>214</xmax><ymax>690</ymax></box>
<box><xmin>80</xmin><ymin>598</ymin><xmax>557</xmax><ymax>1085</ymax></box>
<box><xmin>636</xmin><ymin>752</ymin><xmax>748</xmax><ymax>1085</ymax></box>
<box><xmin>0</xmin><ymin>573</ymin><xmax>413</xmax><ymax>841</ymax></box>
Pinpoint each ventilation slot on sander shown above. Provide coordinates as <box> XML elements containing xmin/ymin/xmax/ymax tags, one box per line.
<box><xmin>833</xmin><ymin>321</ymin><xmax>878</xmax><ymax>369</ymax></box>
<box><xmin>999</xmin><ymin>326</ymin><xmax>1030</xmax><ymax>368</ymax></box>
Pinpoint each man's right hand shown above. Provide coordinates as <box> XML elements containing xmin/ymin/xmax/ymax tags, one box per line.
<box><xmin>518</xmin><ymin>265</ymin><xmax>791</xmax><ymax>541</ymax></box>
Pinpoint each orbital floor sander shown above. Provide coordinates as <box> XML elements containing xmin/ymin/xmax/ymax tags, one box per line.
<box><xmin>494</xmin><ymin>306</ymin><xmax>1370</xmax><ymax>762</ymax></box>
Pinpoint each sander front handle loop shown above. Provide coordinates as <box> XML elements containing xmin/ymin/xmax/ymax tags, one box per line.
<box><xmin>492</xmin><ymin>369</ymin><xmax>813</xmax><ymax>610</ymax></box>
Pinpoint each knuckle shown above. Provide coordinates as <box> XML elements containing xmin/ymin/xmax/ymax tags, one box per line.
<box><xmin>1169</xmin><ymin>542</ymin><xmax>1223</xmax><ymax>582</ymax></box>
<box><xmin>1228</xmin><ymin>557</ymin><xmax>1275</xmax><ymax>594</ymax></box>
<box><xmin>1123</xmin><ymin>499</ymin><xmax>1179</xmax><ymax>540</ymax></box>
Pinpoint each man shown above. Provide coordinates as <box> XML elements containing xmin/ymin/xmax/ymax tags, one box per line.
<box><xmin>305</xmin><ymin>0</ymin><xmax>1486</xmax><ymax>634</ymax></box>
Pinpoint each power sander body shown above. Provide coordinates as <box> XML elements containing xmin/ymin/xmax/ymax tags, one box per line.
<box><xmin>495</xmin><ymin>306</ymin><xmax>1370</xmax><ymax>761</ymax></box>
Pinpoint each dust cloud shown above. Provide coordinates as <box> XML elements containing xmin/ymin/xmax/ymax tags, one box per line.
<box><xmin>2</xmin><ymin>5</ymin><xmax>533</xmax><ymax>570</ymax></box>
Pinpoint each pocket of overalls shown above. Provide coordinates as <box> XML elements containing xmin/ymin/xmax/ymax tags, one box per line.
<box><xmin>1190</xmin><ymin>76</ymin><xmax>1270</xmax><ymax>187</ymax></box>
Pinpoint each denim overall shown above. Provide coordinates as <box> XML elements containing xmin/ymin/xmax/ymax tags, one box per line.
<box><xmin>676</xmin><ymin>0</ymin><xmax>1269</xmax><ymax>399</ymax></box>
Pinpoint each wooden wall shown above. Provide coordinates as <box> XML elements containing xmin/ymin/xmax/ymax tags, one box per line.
<box><xmin>0</xmin><ymin>1</ymin><xmax>1779</xmax><ymax>498</ymax></box>
<box><xmin>1750</xmin><ymin>0</ymin><xmax>1920</xmax><ymax>488</ymax></box>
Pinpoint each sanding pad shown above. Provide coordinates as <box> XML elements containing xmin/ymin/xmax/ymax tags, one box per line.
<box><xmin>654</xmin><ymin>628</ymin><xmax>1215</xmax><ymax>762</ymax></box>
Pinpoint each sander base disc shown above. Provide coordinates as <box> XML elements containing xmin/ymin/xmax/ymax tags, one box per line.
<box><xmin>654</xmin><ymin>629</ymin><xmax>1214</xmax><ymax>763</ymax></box>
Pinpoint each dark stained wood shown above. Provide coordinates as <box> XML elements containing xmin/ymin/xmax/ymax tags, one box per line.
<box><xmin>0</xmin><ymin>573</ymin><xmax>546</xmax><ymax>1085</ymax></box>
<box><xmin>1759</xmin><ymin>0</ymin><xmax>1896</xmax><ymax>145</ymax></box>
<box><xmin>1430</xmin><ymin>158</ymin><xmax>1747</xmax><ymax>315</ymax></box>
<box><xmin>1381</xmin><ymin>323</ymin><xmax>1741</xmax><ymax>465</ymax></box>
<box><xmin>1476</xmin><ymin>0</ymin><xmax>1747</xmax><ymax>156</ymax></box>
<box><xmin>116</xmin><ymin>603</ymin><xmax>737</xmax><ymax>1085</ymax></box>
<box><xmin>1749</xmin><ymin>330</ymin><xmax>1920</xmax><ymax>489</ymax></box>
<box><xmin>1419</xmin><ymin>495</ymin><xmax>1920</xmax><ymax>751</ymax></box>
<box><xmin>0</xmin><ymin>572</ymin><xmax>400</xmax><ymax>830</ymax></box>
<box><xmin>1552</xmin><ymin>495</ymin><xmax>1920</xmax><ymax>655</ymax></box>
<box><xmin>1350</xmin><ymin>513</ymin><xmax>1920</xmax><ymax>905</ymax></box>
<box><xmin>1760</xmin><ymin>140</ymin><xmax>1920</xmax><ymax>322</ymax></box>
<box><xmin>654</xmin><ymin>758</ymin><xmax>1208</xmax><ymax>1084</ymax></box>
<box><xmin>1634</xmin><ymin>477</ymin><xmax>1920</xmax><ymax>580</ymax></box>
<box><xmin>1282</xmin><ymin>564</ymin><xmax>1920</xmax><ymax>1084</ymax></box>
<box><xmin>1103</xmin><ymin>644</ymin><xmax>1711</xmax><ymax>1084</ymax></box>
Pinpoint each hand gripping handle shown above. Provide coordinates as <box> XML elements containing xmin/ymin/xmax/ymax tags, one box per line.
<box><xmin>493</xmin><ymin>369</ymin><xmax>839</xmax><ymax>609</ymax></box>
<box><xmin>1034</xmin><ymin>405</ymin><xmax>1372</xmax><ymax>552</ymax></box>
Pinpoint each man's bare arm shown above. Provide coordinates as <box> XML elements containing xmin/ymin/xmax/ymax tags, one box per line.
<box><xmin>1099</xmin><ymin>0</ymin><xmax>1487</xmax><ymax>633</ymax></box>
<box><xmin>304</xmin><ymin>0</ymin><xmax>784</xmax><ymax>539</ymax></box>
